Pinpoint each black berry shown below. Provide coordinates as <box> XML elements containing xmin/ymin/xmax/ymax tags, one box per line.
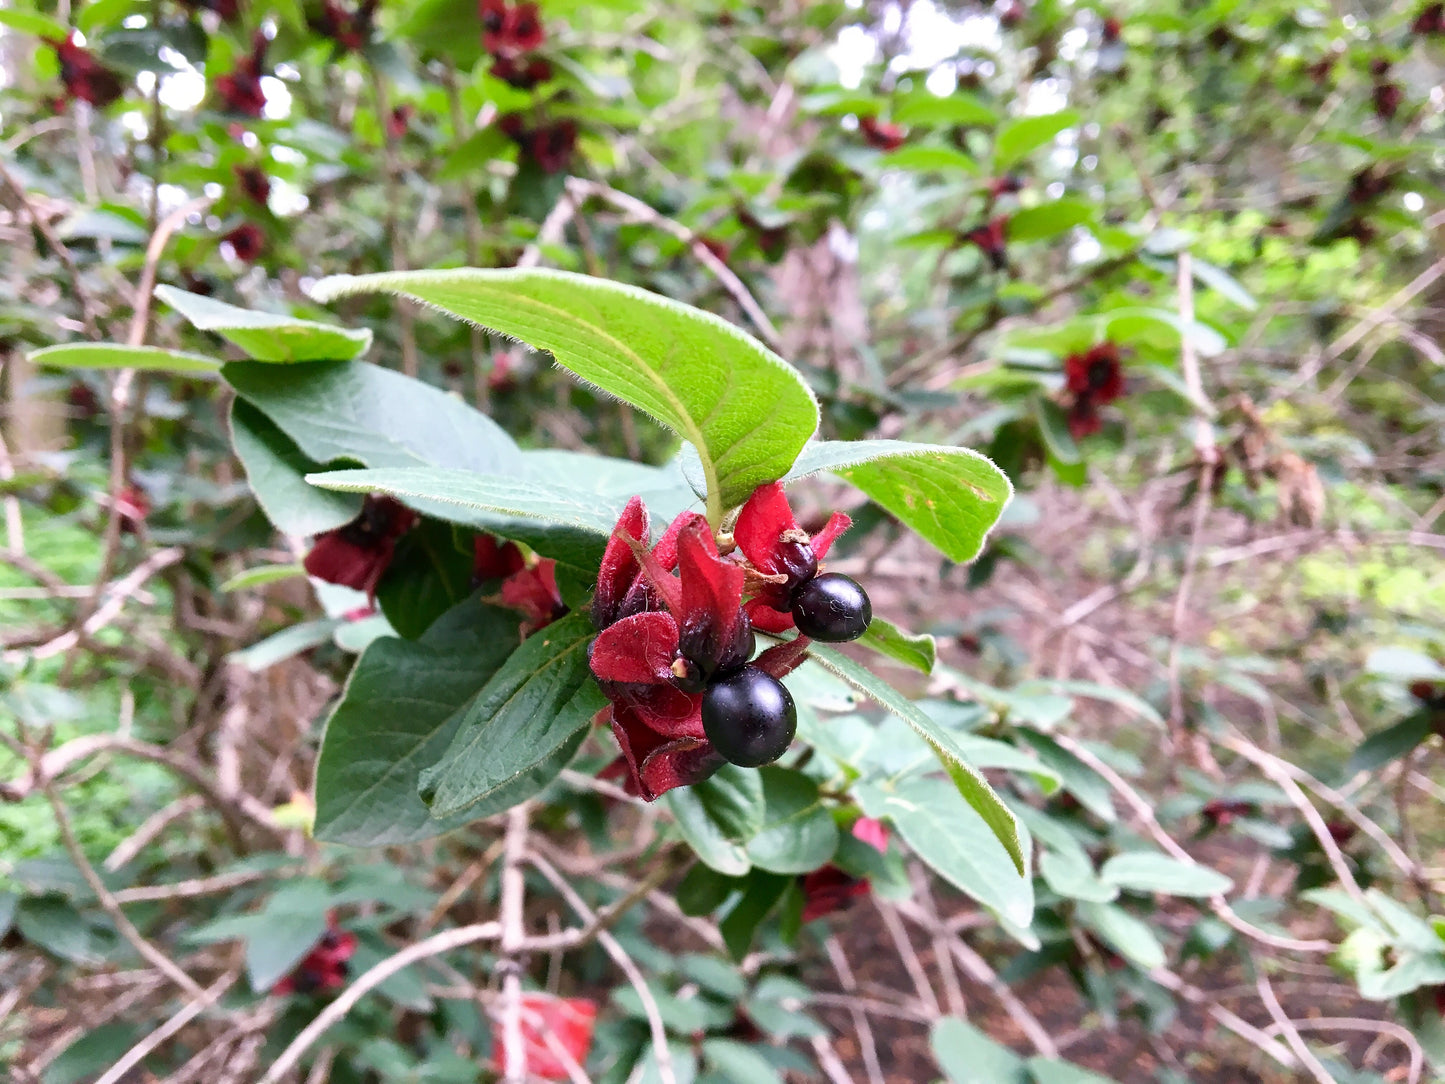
<box><xmin>701</xmin><ymin>666</ymin><xmax>796</xmax><ymax>768</ymax></box>
<box><xmin>790</xmin><ymin>573</ymin><xmax>872</xmax><ymax>642</ymax></box>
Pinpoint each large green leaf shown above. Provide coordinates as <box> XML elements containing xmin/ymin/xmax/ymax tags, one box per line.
<box><xmin>313</xmin><ymin>599</ymin><xmax>524</xmax><ymax>845</ymax></box>
<box><xmin>229</xmin><ymin>399</ymin><xmax>362</xmax><ymax>537</ymax></box>
<box><xmin>1346</xmin><ymin>711</ymin><xmax>1435</xmax><ymax>776</ymax></box>
<box><xmin>306</xmin><ymin>466</ymin><xmax>621</xmax><ymax>572</ymax></box>
<box><xmin>744</xmin><ymin>767</ymin><xmax>839</xmax><ymax>875</ymax></box>
<box><xmin>856</xmin><ymin>776</ymin><xmax>1033</xmax><ymax>927</ymax></box>
<box><xmin>994</xmin><ymin>110</ymin><xmax>1080</xmax><ymax>170</ymax></box>
<box><xmin>1027</xmin><ymin>1058</ymin><xmax>1120</xmax><ymax>1084</ymax></box>
<box><xmin>375</xmin><ymin>520</ymin><xmax>475</xmax><ymax>639</ymax></box>
<box><xmin>805</xmin><ymin>642</ymin><xmax>1028</xmax><ymax>875</ymax></box>
<box><xmin>417</xmin><ymin>611</ymin><xmax>605</xmax><ymax>818</ymax></box>
<box><xmin>157</xmin><ymin>286</ymin><xmax>372</xmax><ymax>362</ymax></box>
<box><xmin>27</xmin><ymin>342</ymin><xmax>222</xmax><ymax>373</ymax></box>
<box><xmin>667</xmin><ymin>787</ymin><xmax>752</xmax><ymax>877</ymax></box>
<box><xmin>1078</xmin><ymin>901</ymin><xmax>1165</xmax><ymax>969</ymax></box>
<box><xmin>0</xmin><ymin>9</ymin><xmax>69</xmax><ymax>38</ymax></box>
<box><xmin>1038</xmin><ymin>848</ymin><xmax>1119</xmax><ymax>904</ymax></box>
<box><xmin>309</xmin><ymin>269</ymin><xmax>819</xmax><ymax>514</ymax></box>
<box><xmin>1006</xmin><ymin>199</ymin><xmax>1095</xmax><ymax>243</ymax></box>
<box><xmin>857</xmin><ymin>616</ymin><xmax>936</xmax><ymax>674</ymax></box>
<box><xmin>1099</xmin><ymin>853</ymin><xmax>1232</xmax><ymax>898</ymax></box>
<box><xmin>1013</xmin><ymin>730</ymin><xmax>1116</xmax><ymax>823</ymax></box>
<box><xmin>692</xmin><ymin>765</ymin><xmax>767</xmax><ymax>844</ymax></box>
<box><xmin>224</xmin><ymin>360</ymin><xmax>520</xmax><ymax>474</ymax></box>
<box><xmin>893</xmin><ymin>89</ymin><xmax>998</xmax><ymax>127</ymax></box>
<box><xmin>784</xmin><ymin>440</ymin><xmax>1013</xmax><ymax>563</ymax></box>
<box><xmin>931</xmin><ymin>1017</ymin><xmax>1029</xmax><ymax>1084</ymax></box>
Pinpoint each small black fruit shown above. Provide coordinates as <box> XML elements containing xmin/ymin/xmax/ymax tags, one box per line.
<box><xmin>790</xmin><ymin>572</ymin><xmax>872</xmax><ymax>642</ymax></box>
<box><xmin>701</xmin><ymin>666</ymin><xmax>797</xmax><ymax>768</ymax></box>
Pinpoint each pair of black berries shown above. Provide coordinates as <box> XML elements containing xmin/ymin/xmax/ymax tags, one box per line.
<box><xmin>701</xmin><ymin>570</ymin><xmax>873</xmax><ymax>769</ymax></box>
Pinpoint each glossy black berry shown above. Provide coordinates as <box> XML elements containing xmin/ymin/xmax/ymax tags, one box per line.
<box><xmin>701</xmin><ymin>666</ymin><xmax>796</xmax><ymax>768</ymax></box>
<box><xmin>790</xmin><ymin>573</ymin><xmax>872</xmax><ymax>643</ymax></box>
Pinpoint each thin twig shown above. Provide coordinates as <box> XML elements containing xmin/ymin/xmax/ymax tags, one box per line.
<box><xmin>824</xmin><ymin>936</ymin><xmax>886</xmax><ymax>1084</ymax></box>
<box><xmin>0</xmin><ymin>158</ymin><xmax>102</xmax><ymax>337</ymax></box>
<box><xmin>1255</xmin><ymin>972</ymin><xmax>1336</xmax><ymax>1084</ymax></box>
<box><xmin>499</xmin><ymin>803</ymin><xmax>531</xmax><ymax>1084</ymax></box>
<box><xmin>94</xmin><ymin>971</ymin><xmax>240</xmax><ymax>1084</ymax></box>
<box><xmin>1261</xmin><ymin>1017</ymin><xmax>1422</xmax><ymax>1084</ymax></box>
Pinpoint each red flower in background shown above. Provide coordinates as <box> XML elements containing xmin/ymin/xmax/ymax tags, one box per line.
<box><xmin>500</xmin><ymin>559</ymin><xmax>566</xmax><ymax>634</ymax></box>
<box><xmin>492</xmin><ymin>994</ymin><xmax>597</xmax><ymax>1081</ymax></box>
<box><xmin>859</xmin><ymin>115</ymin><xmax>906</xmax><ymax>151</ymax></box>
<box><xmin>51</xmin><ymin>33</ymin><xmax>125</xmax><ymax>109</ymax></box>
<box><xmin>180</xmin><ymin>0</ymin><xmax>242</xmax><ymax>21</ymax></box>
<box><xmin>116</xmin><ymin>483</ymin><xmax>151</xmax><ymax>534</ymax></box>
<box><xmin>234</xmin><ymin>164</ymin><xmax>271</xmax><ymax>206</ymax></box>
<box><xmin>482</xmin><ymin>0</ymin><xmax>545</xmax><ymax>57</ymax></box>
<box><xmin>223</xmin><ymin>222</ymin><xmax>265</xmax><ymax>262</ymax></box>
<box><xmin>491</xmin><ymin>54</ymin><xmax>553</xmax><ymax>89</ymax></box>
<box><xmin>1372</xmin><ymin>81</ymin><xmax>1403</xmax><ymax>121</ymax></box>
<box><xmin>312</xmin><ymin>0</ymin><xmax>378</xmax><ymax>52</ymax></box>
<box><xmin>1064</xmin><ymin>342</ymin><xmax>1125</xmax><ymax>404</ymax></box>
<box><xmin>303</xmin><ymin>495</ymin><xmax>418</xmax><ymax>600</ymax></box>
<box><xmin>387</xmin><ymin>104</ymin><xmax>414</xmax><ymax>139</ymax></box>
<box><xmin>801</xmin><ymin>817</ymin><xmax>891</xmax><ymax>922</ymax></box>
<box><xmin>1066</xmin><ymin>395</ymin><xmax>1101</xmax><ymax>439</ymax></box>
<box><xmin>1414</xmin><ymin>2</ymin><xmax>1445</xmax><ymax>34</ymax></box>
<box><xmin>1200</xmin><ymin>798</ymin><xmax>1254</xmax><ymax>828</ymax></box>
<box><xmin>733</xmin><ymin>482</ymin><xmax>851</xmax><ymax>634</ymax></box>
<box><xmin>1101</xmin><ymin>16</ymin><xmax>1123</xmax><ymax>42</ymax></box>
<box><xmin>499</xmin><ymin>115</ymin><xmax>578</xmax><ymax>173</ymax></box>
<box><xmin>215</xmin><ymin>32</ymin><xmax>269</xmax><ymax>117</ymax></box>
<box><xmin>996</xmin><ymin>0</ymin><xmax>1025</xmax><ymax>29</ymax></box>
<box><xmin>989</xmin><ymin>174</ymin><xmax>1025</xmax><ymax>199</ymax></box>
<box><xmin>474</xmin><ymin>534</ymin><xmax>527</xmax><ymax>583</ymax></box>
<box><xmin>273</xmin><ymin>918</ymin><xmax>357</xmax><ymax>995</ymax></box>
<box><xmin>964</xmin><ymin>216</ymin><xmax>1009</xmax><ymax>270</ymax></box>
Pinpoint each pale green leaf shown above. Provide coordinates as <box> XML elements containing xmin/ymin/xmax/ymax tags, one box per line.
<box><xmin>157</xmin><ymin>286</ymin><xmax>372</xmax><ymax>362</ymax></box>
<box><xmin>27</xmin><ymin>343</ymin><xmax>221</xmax><ymax>374</ymax></box>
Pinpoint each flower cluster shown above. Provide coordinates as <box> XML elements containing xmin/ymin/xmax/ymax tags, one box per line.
<box><xmin>50</xmin><ymin>33</ymin><xmax>124</xmax><ymax>109</ymax></box>
<box><xmin>491</xmin><ymin>994</ymin><xmax>598</xmax><ymax>1080</ymax></box>
<box><xmin>303</xmin><ymin>495</ymin><xmax>418</xmax><ymax>600</ymax></box>
<box><xmin>311</xmin><ymin>0</ymin><xmax>379</xmax><ymax>53</ymax></box>
<box><xmin>858</xmin><ymin>115</ymin><xmax>906</xmax><ymax>152</ymax></box>
<box><xmin>481</xmin><ymin>0</ymin><xmax>552</xmax><ymax>88</ymax></box>
<box><xmin>1370</xmin><ymin>58</ymin><xmax>1403</xmax><ymax>122</ymax></box>
<box><xmin>214</xmin><ymin>31</ymin><xmax>269</xmax><ymax>117</ymax></box>
<box><xmin>499</xmin><ymin>114</ymin><xmax>577</xmax><ymax>174</ymax></box>
<box><xmin>116</xmin><ymin>483</ymin><xmax>151</xmax><ymax>535</ymax></box>
<box><xmin>1415</xmin><ymin>2</ymin><xmax>1445</xmax><ymax>35</ymax></box>
<box><xmin>800</xmin><ymin>816</ymin><xmax>891</xmax><ymax>921</ymax></box>
<box><xmin>964</xmin><ymin>216</ymin><xmax>1009</xmax><ymax>271</ymax></box>
<box><xmin>474</xmin><ymin>534</ymin><xmax>566</xmax><ymax>634</ymax></box>
<box><xmin>587</xmin><ymin>485</ymin><xmax>871</xmax><ymax>800</ymax></box>
<box><xmin>1063</xmin><ymin>341</ymin><xmax>1126</xmax><ymax>439</ymax></box>
<box><xmin>234</xmin><ymin>164</ymin><xmax>271</xmax><ymax>206</ymax></box>
<box><xmin>272</xmin><ymin>918</ymin><xmax>357</xmax><ymax>995</ymax></box>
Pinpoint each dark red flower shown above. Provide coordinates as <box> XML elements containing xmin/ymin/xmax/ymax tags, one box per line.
<box><xmin>1102</xmin><ymin>16</ymin><xmax>1122</xmax><ymax>42</ymax></box>
<box><xmin>490</xmin><ymin>349</ymin><xmax>519</xmax><ymax>392</ymax></box>
<box><xmin>996</xmin><ymin>0</ymin><xmax>1024</xmax><ymax>28</ymax></box>
<box><xmin>223</xmin><ymin>222</ymin><xmax>265</xmax><ymax>262</ymax></box>
<box><xmin>493</xmin><ymin>994</ymin><xmax>597</xmax><ymax>1080</ymax></box>
<box><xmin>234</xmin><ymin>164</ymin><xmax>271</xmax><ymax>206</ymax></box>
<box><xmin>733</xmin><ymin>482</ymin><xmax>851</xmax><ymax>634</ymax></box>
<box><xmin>1373</xmin><ymin>81</ymin><xmax>1404</xmax><ymax>121</ymax></box>
<box><xmin>695</xmin><ymin>236</ymin><xmax>731</xmax><ymax>263</ymax></box>
<box><xmin>116</xmin><ymin>483</ymin><xmax>150</xmax><ymax>534</ymax></box>
<box><xmin>859</xmin><ymin>115</ymin><xmax>906</xmax><ymax>152</ymax></box>
<box><xmin>1201</xmin><ymin>798</ymin><xmax>1253</xmax><ymax>828</ymax></box>
<box><xmin>989</xmin><ymin>174</ymin><xmax>1025</xmax><ymax>198</ymax></box>
<box><xmin>483</xmin><ymin>0</ymin><xmax>545</xmax><ymax>57</ymax></box>
<box><xmin>68</xmin><ymin>381</ymin><xmax>101</xmax><ymax>419</ymax></box>
<box><xmin>1066</xmin><ymin>395</ymin><xmax>1101</xmax><ymax>440</ymax></box>
<box><xmin>474</xmin><ymin>534</ymin><xmax>526</xmax><ymax>583</ymax></box>
<box><xmin>214</xmin><ymin>33</ymin><xmax>269</xmax><ymax>117</ymax></box>
<box><xmin>1326</xmin><ymin>820</ymin><xmax>1355</xmax><ymax>847</ymax></box>
<box><xmin>273</xmin><ymin>918</ymin><xmax>357</xmax><ymax>996</ymax></box>
<box><xmin>387</xmin><ymin>104</ymin><xmax>414</xmax><ymax>139</ymax></box>
<box><xmin>1064</xmin><ymin>342</ymin><xmax>1125</xmax><ymax>404</ymax></box>
<box><xmin>312</xmin><ymin>0</ymin><xmax>378</xmax><ymax>51</ymax></box>
<box><xmin>964</xmin><ymin>216</ymin><xmax>1009</xmax><ymax>270</ymax></box>
<box><xmin>1306</xmin><ymin>54</ymin><xmax>1336</xmax><ymax>85</ymax></box>
<box><xmin>303</xmin><ymin>495</ymin><xmax>418</xmax><ymax>600</ymax></box>
<box><xmin>499</xmin><ymin>559</ymin><xmax>566</xmax><ymax>634</ymax></box>
<box><xmin>801</xmin><ymin>817</ymin><xmax>891</xmax><ymax>922</ymax></box>
<box><xmin>528</xmin><ymin>120</ymin><xmax>578</xmax><ymax>173</ymax></box>
<box><xmin>1414</xmin><ymin>3</ymin><xmax>1445</xmax><ymax>34</ymax></box>
<box><xmin>491</xmin><ymin>54</ymin><xmax>552</xmax><ymax>89</ymax></box>
<box><xmin>51</xmin><ymin>33</ymin><xmax>125</xmax><ymax>109</ymax></box>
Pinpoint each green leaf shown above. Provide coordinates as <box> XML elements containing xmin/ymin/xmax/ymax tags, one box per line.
<box><xmin>1365</xmin><ymin>647</ymin><xmax>1445</xmax><ymax>682</ymax></box>
<box><xmin>1078</xmin><ymin>901</ymin><xmax>1166</xmax><ymax>969</ymax></box>
<box><xmin>1039</xmin><ymin>849</ymin><xmax>1119</xmax><ymax>903</ymax></box>
<box><xmin>43</xmin><ymin>1024</ymin><xmax>141</xmax><ymax>1084</ymax></box>
<box><xmin>1190</xmin><ymin>258</ymin><xmax>1258</xmax><ymax>311</ymax></box>
<box><xmin>719</xmin><ymin>871</ymin><xmax>791</xmax><ymax>961</ymax></box>
<box><xmin>224</xmin><ymin>360</ymin><xmax>519</xmax><ymax>474</ymax></box>
<box><xmin>702</xmin><ymin>1037</ymin><xmax>787</xmax><ymax>1084</ymax></box>
<box><xmin>745</xmin><ymin>767</ymin><xmax>840</xmax><ymax>874</ymax></box>
<box><xmin>1099</xmin><ymin>853</ymin><xmax>1232</xmax><ymax>898</ymax></box>
<box><xmin>667</xmin><ymin>786</ymin><xmax>752</xmax><ymax>877</ymax></box>
<box><xmin>931</xmin><ymin>1017</ymin><xmax>1029</xmax><ymax>1084</ymax></box>
<box><xmin>306</xmin><ymin>467</ymin><xmax>620</xmax><ymax>572</ymax></box>
<box><xmin>692</xmin><ymin>765</ymin><xmax>767</xmax><ymax>844</ymax></box>
<box><xmin>157</xmin><ymin>285</ymin><xmax>372</xmax><ymax>362</ymax></box>
<box><xmin>880</xmin><ymin>146</ymin><xmax>981</xmax><ymax>174</ymax></box>
<box><xmin>375</xmin><ymin>519</ymin><xmax>475</xmax><ymax>640</ymax></box>
<box><xmin>858</xmin><ymin>616</ymin><xmax>936</xmax><ymax>674</ymax></box>
<box><xmin>1031</xmin><ymin>396</ymin><xmax>1082</xmax><ymax>466</ymax></box>
<box><xmin>228</xmin><ymin>399</ymin><xmax>362</xmax><ymax>538</ymax></box>
<box><xmin>805</xmin><ymin>642</ymin><xmax>1028</xmax><ymax>876</ymax></box>
<box><xmin>16</xmin><ymin>897</ymin><xmax>107</xmax><ymax>965</ymax></box>
<box><xmin>893</xmin><ymin>90</ymin><xmax>998</xmax><ymax>127</ymax></box>
<box><xmin>313</xmin><ymin>599</ymin><xmax>525</xmax><ymax>845</ymax></box>
<box><xmin>310</xmin><ymin>268</ymin><xmax>819</xmax><ymax>513</ymax></box>
<box><xmin>857</xmin><ymin>776</ymin><xmax>1033</xmax><ymax>927</ymax></box>
<box><xmin>994</xmin><ymin>110</ymin><xmax>1080</xmax><ymax>170</ymax></box>
<box><xmin>229</xmin><ymin>618</ymin><xmax>341</xmax><ymax>672</ymax></box>
<box><xmin>27</xmin><ymin>343</ymin><xmax>222</xmax><ymax>373</ymax></box>
<box><xmin>1101</xmin><ymin>307</ymin><xmax>1227</xmax><ymax>358</ymax></box>
<box><xmin>1027</xmin><ymin>1057</ymin><xmax>1120</xmax><ymax>1084</ymax></box>
<box><xmin>417</xmin><ymin>611</ymin><xmax>605</xmax><ymax>818</ymax></box>
<box><xmin>1020</xmin><ymin>679</ymin><xmax>1165</xmax><ymax>729</ymax></box>
<box><xmin>220</xmin><ymin>563</ymin><xmax>307</xmax><ymax>592</ymax></box>
<box><xmin>676</xmin><ymin>865</ymin><xmax>737</xmax><ymax>915</ymax></box>
<box><xmin>245</xmin><ymin>881</ymin><xmax>329</xmax><ymax>991</ymax></box>
<box><xmin>785</xmin><ymin>439</ymin><xmax>1013</xmax><ymax>564</ymax></box>
<box><xmin>0</xmin><ymin>10</ymin><xmax>69</xmax><ymax>39</ymax></box>
<box><xmin>1013</xmin><ymin>730</ymin><xmax>1115</xmax><ymax>823</ymax></box>
<box><xmin>1348</xmin><ymin>711</ymin><xmax>1435</xmax><ymax>776</ymax></box>
<box><xmin>1006</xmin><ymin>199</ymin><xmax>1095</xmax><ymax>243</ymax></box>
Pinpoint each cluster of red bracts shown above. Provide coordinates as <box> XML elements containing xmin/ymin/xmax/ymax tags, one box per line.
<box><xmin>964</xmin><ymin>216</ymin><xmax>1009</xmax><ymax>271</ymax></box>
<box><xmin>800</xmin><ymin>817</ymin><xmax>890</xmax><ymax>921</ymax></box>
<box><xmin>311</xmin><ymin>0</ymin><xmax>378</xmax><ymax>53</ymax></box>
<box><xmin>491</xmin><ymin>994</ymin><xmax>598</xmax><ymax>1081</ymax></box>
<box><xmin>859</xmin><ymin>115</ymin><xmax>906</xmax><ymax>152</ymax></box>
<box><xmin>272</xmin><ymin>918</ymin><xmax>357</xmax><ymax>995</ymax></box>
<box><xmin>1369</xmin><ymin>58</ymin><xmax>1404</xmax><ymax>122</ymax></box>
<box><xmin>50</xmin><ymin>33</ymin><xmax>125</xmax><ymax>109</ymax></box>
<box><xmin>235</xmin><ymin>164</ymin><xmax>271</xmax><ymax>206</ymax></box>
<box><xmin>214</xmin><ymin>31</ymin><xmax>269</xmax><ymax>117</ymax></box>
<box><xmin>473</xmin><ymin>534</ymin><xmax>566</xmax><ymax>634</ymax></box>
<box><xmin>1062</xmin><ymin>341</ymin><xmax>1126</xmax><ymax>439</ymax></box>
<box><xmin>1415</xmin><ymin>2</ymin><xmax>1445</xmax><ymax>34</ymax></box>
<box><xmin>499</xmin><ymin>113</ymin><xmax>577</xmax><ymax>173</ymax></box>
<box><xmin>224</xmin><ymin>222</ymin><xmax>266</xmax><ymax>262</ymax></box>
<box><xmin>481</xmin><ymin>0</ymin><xmax>552</xmax><ymax>88</ymax></box>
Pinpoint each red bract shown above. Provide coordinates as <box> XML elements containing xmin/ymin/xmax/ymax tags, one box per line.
<box><xmin>500</xmin><ymin>559</ymin><xmax>566</xmax><ymax>634</ymax></box>
<box><xmin>733</xmin><ymin>482</ymin><xmax>850</xmax><ymax>634</ymax></box>
<box><xmin>51</xmin><ymin>33</ymin><xmax>125</xmax><ymax>109</ymax></box>
<box><xmin>996</xmin><ymin>0</ymin><xmax>1024</xmax><ymax>28</ymax></box>
<box><xmin>492</xmin><ymin>55</ymin><xmax>553</xmax><ymax>89</ymax></box>
<box><xmin>965</xmin><ymin>216</ymin><xmax>1009</xmax><ymax>270</ymax></box>
<box><xmin>1064</xmin><ymin>342</ymin><xmax>1125</xmax><ymax>404</ymax></box>
<box><xmin>116</xmin><ymin>483</ymin><xmax>150</xmax><ymax>534</ymax></box>
<box><xmin>1372</xmin><ymin>81</ymin><xmax>1403</xmax><ymax>121</ymax></box>
<box><xmin>1102</xmin><ymin>16</ymin><xmax>1122</xmax><ymax>42</ymax></box>
<box><xmin>493</xmin><ymin>994</ymin><xmax>597</xmax><ymax>1080</ymax></box>
<box><xmin>303</xmin><ymin>495</ymin><xmax>418</xmax><ymax>600</ymax></box>
<box><xmin>859</xmin><ymin>115</ymin><xmax>906</xmax><ymax>151</ymax></box>
<box><xmin>1414</xmin><ymin>2</ymin><xmax>1445</xmax><ymax>34</ymax></box>
<box><xmin>1066</xmin><ymin>394</ymin><xmax>1101</xmax><ymax>440</ymax></box>
<box><xmin>801</xmin><ymin>817</ymin><xmax>891</xmax><ymax>922</ymax></box>
<box><xmin>273</xmin><ymin>919</ymin><xmax>357</xmax><ymax>995</ymax></box>
<box><xmin>387</xmin><ymin>104</ymin><xmax>414</xmax><ymax>139</ymax></box>
<box><xmin>215</xmin><ymin>33</ymin><xmax>269</xmax><ymax>117</ymax></box>
<box><xmin>529</xmin><ymin>120</ymin><xmax>578</xmax><ymax>173</ymax></box>
<box><xmin>1201</xmin><ymin>798</ymin><xmax>1253</xmax><ymax>828</ymax></box>
<box><xmin>312</xmin><ymin>0</ymin><xmax>378</xmax><ymax>51</ymax></box>
<box><xmin>224</xmin><ymin>223</ymin><xmax>265</xmax><ymax>262</ymax></box>
<box><xmin>989</xmin><ymin>173</ymin><xmax>1025</xmax><ymax>198</ymax></box>
<box><xmin>474</xmin><ymin>534</ymin><xmax>526</xmax><ymax>582</ymax></box>
<box><xmin>483</xmin><ymin>0</ymin><xmax>545</xmax><ymax>57</ymax></box>
<box><xmin>234</xmin><ymin>164</ymin><xmax>271</xmax><ymax>206</ymax></box>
